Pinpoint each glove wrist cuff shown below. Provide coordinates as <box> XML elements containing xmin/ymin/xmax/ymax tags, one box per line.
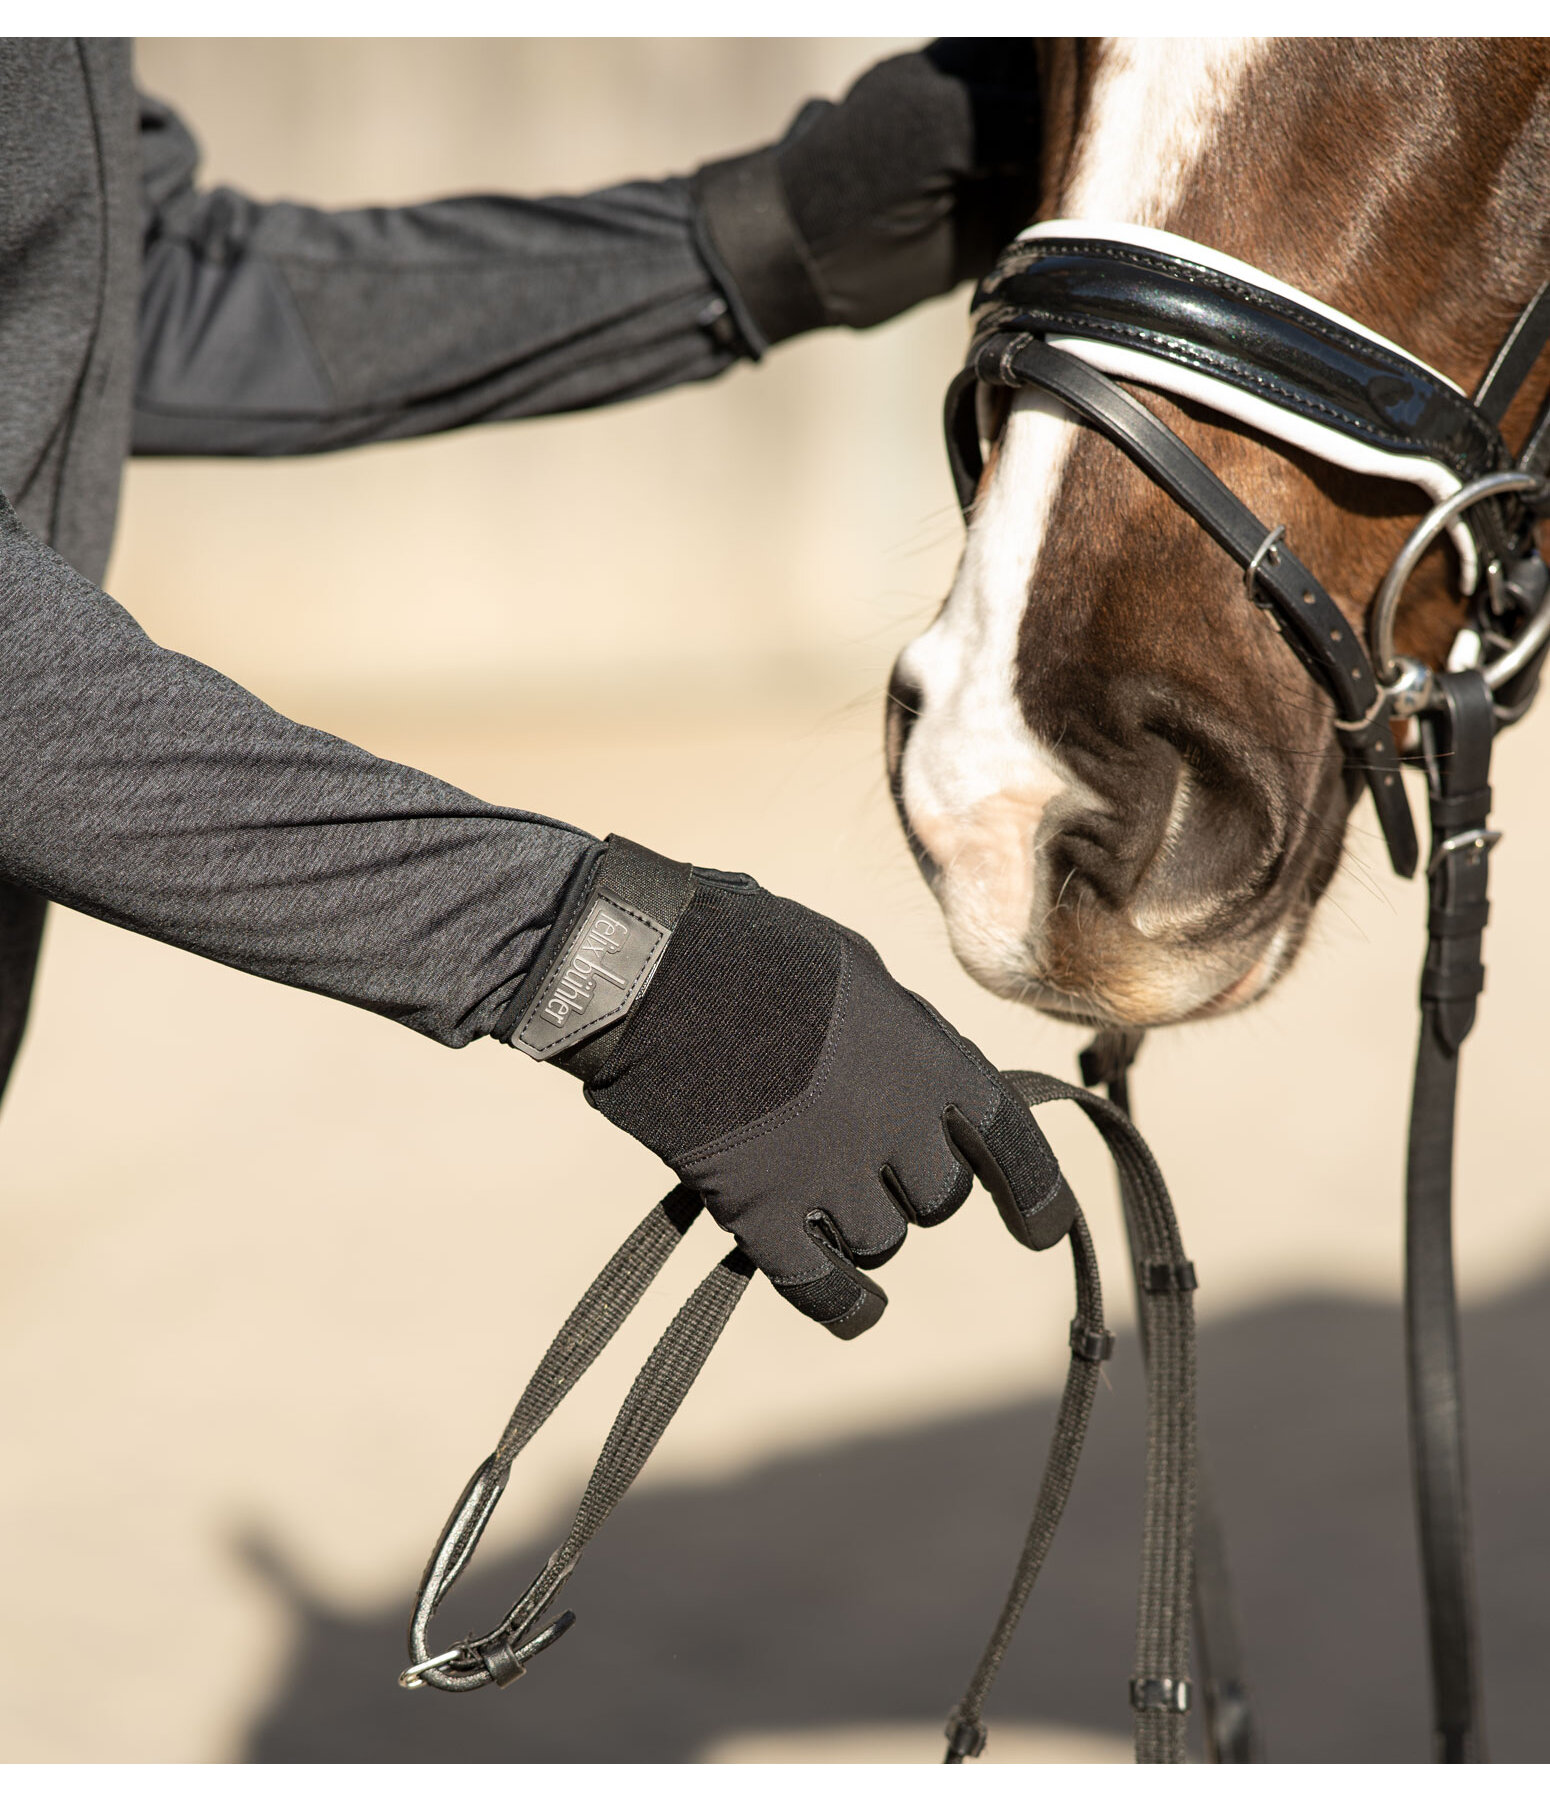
<box><xmin>498</xmin><ymin>836</ymin><xmax>695</xmax><ymax>1078</ymax></box>
<box><xmin>691</xmin><ymin>148</ymin><xmax>828</xmax><ymax>351</ymax></box>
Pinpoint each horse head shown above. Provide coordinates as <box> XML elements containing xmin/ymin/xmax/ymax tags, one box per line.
<box><xmin>888</xmin><ymin>39</ymin><xmax>1550</xmax><ymax>1028</ymax></box>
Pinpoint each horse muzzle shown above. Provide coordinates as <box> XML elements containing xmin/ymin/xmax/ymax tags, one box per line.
<box><xmin>886</xmin><ymin>663</ymin><xmax>1321</xmax><ymax>1028</ymax></box>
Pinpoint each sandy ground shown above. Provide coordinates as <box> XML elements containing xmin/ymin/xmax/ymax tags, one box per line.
<box><xmin>3</xmin><ymin>694</ymin><xmax>1549</xmax><ymax>1763</ymax></box>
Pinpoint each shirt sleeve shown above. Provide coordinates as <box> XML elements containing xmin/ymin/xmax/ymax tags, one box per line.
<box><xmin>132</xmin><ymin>92</ymin><xmax>749</xmax><ymax>458</ymax></box>
<box><xmin>0</xmin><ymin>491</ymin><xmax>596</xmax><ymax>1046</ymax></box>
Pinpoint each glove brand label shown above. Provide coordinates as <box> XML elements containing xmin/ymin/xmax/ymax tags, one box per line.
<box><xmin>543</xmin><ymin>906</ymin><xmax>631</xmax><ymax>1023</ymax></box>
<box><xmin>512</xmin><ymin>893</ymin><xmax>670</xmax><ymax>1060</ymax></box>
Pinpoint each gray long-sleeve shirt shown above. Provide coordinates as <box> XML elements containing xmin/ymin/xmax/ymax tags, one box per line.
<box><xmin>0</xmin><ymin>38</ymin><xmax>752</xmax><ymax>1062</ymax></box>
<box><xmin>131</xmin><ymin>92</ymin><xmax>743</xmax><ymax>456</ymax></box>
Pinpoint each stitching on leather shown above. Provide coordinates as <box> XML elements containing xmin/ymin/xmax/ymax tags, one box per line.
<box><xmin>996</xmin><ymin>240</ymin><xmax>1453</xmax><ymax>385</ymax></box>
<box><xmin>983</xmin><ymin>239</ymin><xmax>1500</xmax><ymax>471</ymax></box>
<box><xmin>513</xmin><ymin>893</ymin><xmax>671</xmax><ymax>1057</ymax></box>
<box><xmin>844</xmin><ymin>1224</ymin><xmax>909</xmax><ymax>1262</ymax></box>
<box><xmin>986</xmin><ymin>310</ymin><xmax>1476</xmax><ymax>477</ymax></box>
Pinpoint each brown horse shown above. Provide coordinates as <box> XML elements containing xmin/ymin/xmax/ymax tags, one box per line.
<box><xmin>887</xmin><ymin>39</ymin><xmax>1550</xmax><ymax>1029</ymax></box>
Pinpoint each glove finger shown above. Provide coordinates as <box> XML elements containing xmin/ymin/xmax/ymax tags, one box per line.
<box><xmin>771</xmin><ymin>1210</ymin><xmax>889</xmax><ymax>1340</ymax></box>
<box><xmin>943</xmin><ymin>1093</ymin><xmax>1075</xmax><ymax>1251</ymax></box>
<box><xmin>882</xmin><ymin>1148</ymin><xmax>973</xmax><ymax>1229</ymax></box>
<box><xmin>825</xmin><ymin>1177</ymin><xmax>911</xmax><ymax>1268</ymax></box>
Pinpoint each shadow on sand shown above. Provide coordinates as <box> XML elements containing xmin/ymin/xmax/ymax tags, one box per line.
<box><xmin>242</xmin><ymin>1272</ymin><xmax>1550</xmax><ymax>1763</ymax></box>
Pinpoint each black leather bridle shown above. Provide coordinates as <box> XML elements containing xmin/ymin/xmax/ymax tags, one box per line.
<box><xmin>944</xmin><ymin>223</ymin><xmax>1550</xmax><ymax>1764</ymax></box>
<box><xmin>946</xmin><ymin>228</ymin><xmax>1550</xmax><ymax>880</ymax></box>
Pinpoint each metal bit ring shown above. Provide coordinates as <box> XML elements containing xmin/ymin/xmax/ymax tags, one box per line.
<box><xmin>1370</xmin><ymin>471</ymin><xmax>1545</xmax><ymax>686</ymax></box>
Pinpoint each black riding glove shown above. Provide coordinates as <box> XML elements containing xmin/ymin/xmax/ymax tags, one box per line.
<box><xmin>691</xmin><ymin>39</ymin><xmax>1043</xmax><ymax>352</ymax></box>
<box><xmin>501</xmin><ymin>836</ymin><xmax>1074</xmax><ymax>1339</ymax></box>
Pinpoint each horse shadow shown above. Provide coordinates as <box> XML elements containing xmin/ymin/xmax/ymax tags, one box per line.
<box><xmin>241</xmin><ymin>1272</ymin><xmax>1550</xmax><ymax>1764</ymax></box>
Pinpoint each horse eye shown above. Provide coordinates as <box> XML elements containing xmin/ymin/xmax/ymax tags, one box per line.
<box><xmin>975</xmin><ymin>384</ymin><xmax>1010</xmax><ymax>459</ymax></box>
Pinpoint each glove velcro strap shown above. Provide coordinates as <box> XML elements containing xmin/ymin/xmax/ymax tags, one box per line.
<box><xmin>499</xmin><ymin>837</ymin><xmax>696</xmax><ymax>1072</ymax></box>
<box><xmin>692</xmin><ymin>147</ymin><xmax>828</xmax><ymax>351</ymax></box>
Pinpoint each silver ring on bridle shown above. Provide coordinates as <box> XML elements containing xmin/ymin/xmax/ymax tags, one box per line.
<box><xmin>1370</xmin><ymin>468</ymin><xmax>1549</xmax><ymax>705</ymax></box>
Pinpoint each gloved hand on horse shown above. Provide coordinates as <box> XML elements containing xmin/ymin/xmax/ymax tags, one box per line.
<box><xmin>500</xmin><ymin>836</ymin><xmax>1075</xmax><ymax>1337</ymax></box>
<box><xmin>691</xmin><ymin>38</ymin><xmax>1042</xmax><ymax>351</ymax></box>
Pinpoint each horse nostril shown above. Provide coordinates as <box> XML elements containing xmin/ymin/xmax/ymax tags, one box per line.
<box><xmin>884</xmin><ymin>664</ymin><xmax>938</xmax><ymax>886</ymax></box>
<box><xmin>885</xmin><ymin>663</ymin><xmax>922</xmax><ymax>782</ymax></box>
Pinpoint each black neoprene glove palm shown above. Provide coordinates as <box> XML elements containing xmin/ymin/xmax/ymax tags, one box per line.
<box><xmin>691</xmin><ymin>39</ymin><xmax>1043</xmax><ymax>352</ymax></box>
<box><xmin>501</xmin><ymin>837</ymin><xmax>1074</xmax><ymax>1338</ymax></box>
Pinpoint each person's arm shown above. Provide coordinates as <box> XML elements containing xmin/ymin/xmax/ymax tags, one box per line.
<box><xmin>133</xmin><ymin>93</ymin><xmax>741</xmax><ymax>457</ymax></box>
<box><xmin>132</xmin><ymin>41</ymin><xmax>1042</xmax><ymax>457</ymax></box>
<box><xmin>0</xmin><ymin>485</ymin><xmax>1068</xmax><ymax>1330</ymax></box>
<box><xmin>0</xmin><ymin>490</ymin><xmax>593</xmax><ymax>1044</ymax></box>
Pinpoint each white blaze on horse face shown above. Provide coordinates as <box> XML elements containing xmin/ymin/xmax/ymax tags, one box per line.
<box><xmin>1060</xmin><ymin>38</ymin><xmax>1263</xmax><ymax>226</ymax></box>
<box><xmin>894</xmin><ymin>39</ymin><xmax>1261</xmax><ymax>1008</ymax></box>
<box><xmin>894</xmin><ymin>389</ymin><xmax>1087</xmax><ymax>996</ymax></box>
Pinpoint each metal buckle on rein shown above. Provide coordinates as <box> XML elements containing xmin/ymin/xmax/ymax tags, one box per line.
<box><xmin>1243</xmin><ymin>524</ymin><xmax>1286</xmax><ymax>607</ymax></box>
<box><xmin>398</xmin><ymin>1645</ymin><xmax>471</xmax><ymax>1689</ymax></box>
<box><xmin>399</xmin><ymin>1453</ymin><xmax>579</xmax><ymax>1694</ymax></box>
<box><xmin>1427</xmin><ymin>827</ymin><xmax>1503</xmax><ymax>879</ymax></box>
<box><xmin>398</xmin><ymin>1586</ymin><xmax>577</xmax><ymax>1691</ymax></box>
<box><xmin>398</xmin><ymin>1610</ymin><xmax>577</xmax><ymax>1691</ymax></box>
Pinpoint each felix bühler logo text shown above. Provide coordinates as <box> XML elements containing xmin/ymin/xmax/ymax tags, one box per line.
<box><xmin>514</xmin><ymin>889</ymin><xmax>669</xmax><ymax>1060</ymax></box>
<box><xmin>542</xmin><ymin>906</ymin><xmax>632</xmax><ymax>1026</ymax></box>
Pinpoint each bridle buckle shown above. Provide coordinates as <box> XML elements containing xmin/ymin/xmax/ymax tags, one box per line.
<box><xmin>1427</xmin><ymin>827</ymin><xmax>1502</xmax><ymax>878</ymax></box>
<box><xmin>1243</xmin><ymin>525</ymin><xmax>1286</xmax><ymax>607</ymax></box>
